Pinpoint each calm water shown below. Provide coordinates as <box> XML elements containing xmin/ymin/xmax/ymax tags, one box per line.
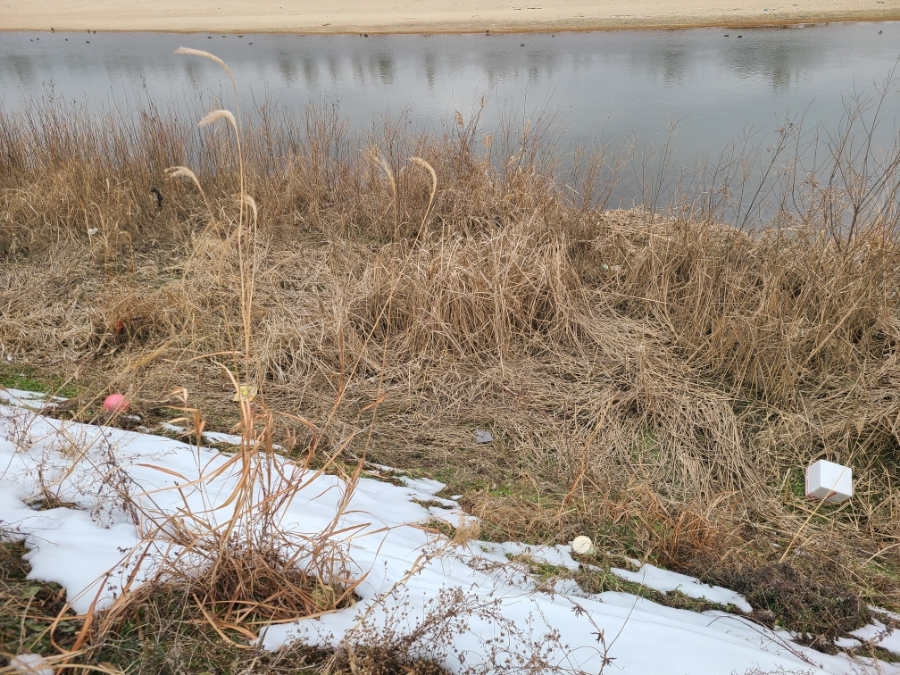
<box><xmin>1</xmin><ymin>24</ymin><xmax>899</xmax><ymax>198</ymax></box>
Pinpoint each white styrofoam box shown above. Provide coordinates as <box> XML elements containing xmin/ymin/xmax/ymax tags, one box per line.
<box><xmin>806</xmin><ymin>459</ymin><xmax>853</xmax><ymax>503</ymax></box>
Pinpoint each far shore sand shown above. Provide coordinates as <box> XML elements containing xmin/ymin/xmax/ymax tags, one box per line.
<box><xmin>2</xmin><ymin>0</ymin><xmax>899</xmax><ymax>34</ymax></box>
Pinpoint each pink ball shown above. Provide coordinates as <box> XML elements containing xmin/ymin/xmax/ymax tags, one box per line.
<box><xmin>103</xmin><ymin>393</ymin><xmax>129</xmax><ymax>412</ymax></box>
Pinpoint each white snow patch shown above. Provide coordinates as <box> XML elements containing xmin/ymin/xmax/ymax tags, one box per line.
<box><xmin>201</xmin><ymin>430</ymin><xmax>244</xmax><ymax>445</ymax></box>
<box><xmin>611</xmin><ymin>562</ymin><xmax>754</xmax><ymax>613</ymax></box>
<box><xmin>365</xmin><ymin>462</ymin><xmax>399</xmax><ymax>473</ymax></box>
<box><xmin>871</xmin><ymin>606</ymin><xmax>900</xmax><ymax>622</ymax></box>
<box><xmin>0</xmin><ymin>387</ymin><xmax>59</xmax><ymax>410</ymax></box>
<box><xmin>159</xmin><ymin>422</ymin><xmax>185</xmax><ymax>433</ymax></box>
<box><xmin>8</xmin><ymin>653</ymin><xmax>54</xmax><ymax>675</ymax></box>
<box><xmin>397</xmin><ymin>474</ymin><xmax>445</xmax><ymax>495</ymax></box>
<box><xmin>0</xmin><ymin>401</ymin><xmax>893</xmax><ymax>675</ymax></box>
<box><xmin>851</xmin><ymin>619</ymin><xmax>900</xmax><ymax>654</ymax></box>
<box><xmin>201</xmin><ymin>430</ymin><xmax>283</xmax><ymax>449</ymax></box>
<box><xmin>852</xmin><ymin>620</ymin><xmax>890</xmax><ymax>642</ymax></box>
<box><xmin>500</xmin><ymin>541</ymin><xmax>582</xmax><ymax>570</ymax></box>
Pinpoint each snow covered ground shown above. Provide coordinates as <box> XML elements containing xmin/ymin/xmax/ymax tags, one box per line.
<box><xmin>1</xmin><ymin>387</ymin><xmax>899</xmax><ymax>675</ymax></box>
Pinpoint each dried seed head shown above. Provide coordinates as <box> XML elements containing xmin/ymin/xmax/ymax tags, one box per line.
<box><xmin>240</xmin><ymin>194</ymin><xmax>258</xmax><ymax>223</ymax></box>
<box><xmin>165</xmin><ymin>166</ymin><xmax>204</xmax><ymax>194</ymax></box>
<box><xmin>199</xmin><ymin>109</ymin><xmax>237</xmax><ymax>131</ymax></box>
<box><xmin>174</xmin><ymin>47</ymin><xmax>230</xmax><ymax>74</ymax></box>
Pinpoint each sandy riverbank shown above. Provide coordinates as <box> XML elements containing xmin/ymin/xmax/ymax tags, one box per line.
<box><xmin>2</xmin><ymin>0</ymin><xmax>899</xmax><ymax>33</ymax></box>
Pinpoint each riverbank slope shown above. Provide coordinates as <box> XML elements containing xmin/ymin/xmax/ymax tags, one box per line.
<box><xmin>2</xmin><ymin>0</ymin><xmax>900</xmax><ymax>33</ymax></box>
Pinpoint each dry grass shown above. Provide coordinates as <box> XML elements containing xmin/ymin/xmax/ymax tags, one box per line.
<box><xmin>98</xmin><ymin>391</ymin><xmax>364</xmax><ymax>644</ymax></box>
<box><xmin>2</xmin><ymin>67</ymin><xmax>900</xmax><ymax>651</ymax></box>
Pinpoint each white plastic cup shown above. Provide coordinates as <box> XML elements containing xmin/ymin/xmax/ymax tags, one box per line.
<box><xmin>571</xmin><ymin>535</ymin><xmax>595</xmax><ymax>556</ymax></box>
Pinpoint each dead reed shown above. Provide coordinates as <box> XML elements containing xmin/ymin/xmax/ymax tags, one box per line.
<box><xmin>2</xmin><ymin>66</ymin><xmax>900</xmax><ymax>646</ymax></box>
<box><xmin>5</xmin><ymin>50</ymin><xmax>373</xmax><ymax>658</ymax></box>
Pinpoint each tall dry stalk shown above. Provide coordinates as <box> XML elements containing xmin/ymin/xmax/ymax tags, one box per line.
<box><xmin>88</xmin><ymin>50</ymin><xmax>370</xmax><ymax>644</ymax></box>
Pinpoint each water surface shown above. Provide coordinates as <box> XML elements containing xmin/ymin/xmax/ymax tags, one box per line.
<box><xmin>1</xmin><ymin>24</ymin><xmax>898</xmax><ymax>199</ymax></box>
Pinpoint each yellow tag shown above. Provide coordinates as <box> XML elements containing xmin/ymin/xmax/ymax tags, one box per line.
<box><xmin>232</xmin><ymin>385</ymin><xmax>257</xmax><ymax>403</ymax></box>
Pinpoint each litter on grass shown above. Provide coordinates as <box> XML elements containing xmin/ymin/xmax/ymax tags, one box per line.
<box><xmin>474</xmin><ymin>429</ymin><xmax>493</xmax><ymax>444</ymax></box>
<box><xmin>232</xmin><ymin>384</ymin><xmax>257</xmax><ymax>403</ymax></box>
<box><xmin>806</xmin><ymin>459</ymin><xmax>853</xmax><ymax>503</ymax></box>
<box><xmin>102</xmin><ymin>393</ymin><xmax>129</xmax><ymax>412</ymax></box>
<box><xmin>571</xmin><ymin>535</ymin><xmax>594</xmax><ymax>555</ymax></box>
<box><xmin>0</xmin><ymin>389</ymin><xmax>896</xmax><ymax>675</ymax></box>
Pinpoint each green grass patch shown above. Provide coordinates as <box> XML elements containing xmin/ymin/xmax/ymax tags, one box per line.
<box><xmin>0</xmin><ymin>365</ymin><xmax>81</xmax><ymax>399</ymax></box>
